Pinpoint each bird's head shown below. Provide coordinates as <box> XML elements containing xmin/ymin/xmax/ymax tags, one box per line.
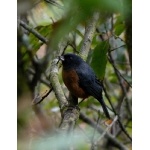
<box><xmin>59</xmin><ymin>53</ymin><xmax>84</xmax><ymax>70</ymax></box>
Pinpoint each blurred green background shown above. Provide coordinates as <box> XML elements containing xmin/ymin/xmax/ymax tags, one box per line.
<box><xmin>17</xmin><ymin>0</ymin><xmax>132</xmax><ymax>149</ymax></box>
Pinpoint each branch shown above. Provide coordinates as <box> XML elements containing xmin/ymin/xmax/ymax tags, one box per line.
<box><xmin>80</xmin><ymin>113</ymin><xmax>129</xmax><ymax>150</ymax></box>
<box><xmin>50</xmin><ymin>58</ymin><xmax>68</xmax><ymax>110</ymax></box>
<box><xmin>59</xmin><ymin>106</ymin><xmax>80</xmax><ymax>132</ymax></box>
<box><xmin>32</xmin><ymin>88</ymin><xmax>53</xmax><ymax>105</ymax></box>
<box><xmin>108</xmin><ymin>53</ymin><xmax>132</xmax><ymax>117</ymax></box>
<box><xmin>108</xmin><ymin>55</ymin><xmax>132</xmax><ymax>88</ymax></box>
<box><xmin>79</xmin><ymin>12</ymin><xmax>99</xmax><ymax>60</ymax></box>
<box><xmin>111</xmin><ymin>33</ymin><xmax>126</xmax><ymax>43</ymax></box>
<box><xmin>97</xmin><ymin>116</ymin><xmax>118</xmax><ymax>142</ymax></box>
<box><xmin>97</xmin><ymin>25</ymin><xmax>131</xmax><ymax>89</ymax></box>
<box><xmin>18</xmin><ymin>19</ymin><xmax>48</xmax><ymax>43</ymax></box>
<box><xmin>109</xmin><ymin>45</ymin><xmax>126</xmax><ymax>52</ymax></box>
<box><xmin>102</xmin><ymin>23</ymin><xmax>132</xmax><ymax>140</ymax></box>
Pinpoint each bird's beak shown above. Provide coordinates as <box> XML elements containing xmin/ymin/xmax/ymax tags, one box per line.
<box><xmin>59</xmin><ymin>55</ymin><xmax>65</xmax><ymax>61</ymax></box>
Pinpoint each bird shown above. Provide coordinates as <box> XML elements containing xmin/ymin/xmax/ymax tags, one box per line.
<box><xmin>59</xmin><ymin>53</ymin><xmax>110</xmax><ymax>119</ymax></box>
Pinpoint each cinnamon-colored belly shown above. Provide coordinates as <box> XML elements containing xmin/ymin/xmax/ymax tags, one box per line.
<box><xmin>62</xmin><ymin>69</ymin><xmax>88</xmax><ymax>98</ymax></box>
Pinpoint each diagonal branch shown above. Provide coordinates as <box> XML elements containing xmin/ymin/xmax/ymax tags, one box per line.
<box><xmin>97</xmin><ymin>116</ymin><xmax>118</xmax><ymax>142</ymax></box>
<box><xmin>108</xmin><ymin>55</ymin><xmax>132</xmax><ymax>88</ymax></box>
<box><xmin>32</xmin><ymin>88</ymin><xmax>53</xmax><ymax>105</ymax></box>
<box><xmin>49</xmin><ymin>57</ymin><xmax>68</xmax><ymax>111</ymax></box>
<box><xmin>109</xmin><ymin>45</ymin><xmax>126</xmax><ymax>52</ymax></box>
<box><xmin>48</xmin><ymin>39</ymin><xmax>80</xmax><ymax>132</ymax></box>
<box><xmin>18</xmin><ymin>19</ymin><xmax>48</xmax><ymax>43</ymax></box>
<box><xmin>108</xmin><ymin>53</ymin><xmax>132</xmax><ymax>117</ymax></box>
<box><xmin>103</xmin><ymin>84</ymin><xmax>132</xmax><ymax>141</ymax></box>
<box><xmin>79</xmin><ymin>12</ymin><xmax>99</xmax><ymax>60</ymax></box>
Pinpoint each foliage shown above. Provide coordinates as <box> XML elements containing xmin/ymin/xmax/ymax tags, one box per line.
<box><xmin>18</xmin><ymin>0</ymin><xmax>132</xmax><ymax>149</ymax></box>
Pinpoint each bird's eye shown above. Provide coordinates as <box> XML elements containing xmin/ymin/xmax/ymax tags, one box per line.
<box><xmin>70</xmin><ymin>56</ymin><xmax>73</xmax><ymax>60</ymax></box>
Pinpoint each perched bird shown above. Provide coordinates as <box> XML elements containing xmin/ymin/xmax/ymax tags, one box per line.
<box><xmin>59</xmin><ymin>53</ymin><xmax>110</xmax><ymax>119</ymax></box>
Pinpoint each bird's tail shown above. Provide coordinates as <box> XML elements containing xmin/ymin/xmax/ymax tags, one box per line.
<box><xmin>98</xmin><ymin>97</ymin><xmax>111</xmax><ymax>119</ymax></box>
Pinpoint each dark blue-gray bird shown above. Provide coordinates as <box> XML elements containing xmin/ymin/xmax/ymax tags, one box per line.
<box><xmin>60</xmin><ymin>53</ymin><xmax>110</xmax><ymax>119</ymax></box>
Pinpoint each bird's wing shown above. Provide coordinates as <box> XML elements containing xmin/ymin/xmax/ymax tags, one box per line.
<box><xmin>76</xmin><ymin>63</ymin><xmax>110</xmax><ymax>119</ymax></box>
<box><xmin>75</xmin><ymin>63</ymin><xmax>102</xmax><ymax>98</ymax></box>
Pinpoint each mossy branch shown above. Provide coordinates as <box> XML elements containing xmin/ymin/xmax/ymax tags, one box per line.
<box><xmin>79</xmin><ymin>12</ymin><xmax>99</xmax><ymax>60</ymax></box>
<box><xmin>50</xmin><ymin>58</ymin><xmax>68</xmax><ymax>110</ymax></box>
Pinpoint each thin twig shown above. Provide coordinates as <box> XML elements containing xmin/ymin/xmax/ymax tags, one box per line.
<box><xmin>19</xmin><ymin>19</ymin><xmax>48</xmax><ymax>43</ymax></box>
<box><xmin>99</xmin><ymin>17</ymin><xmax>132</xmax><ymax>142</ymax></box>
<box><xmin>97</xmin><ymin>116</ymin><xmax>118</xmax><ymax>142</ymax></box>
<box><xmin>108</xmin><ymin>53</ymin><xmax>132</xmax><ymax>117</ymax></box>
<box><xmin>103</xmin><ymin>84</ymin><xmax>132</xmax><ymax>141</ymax></box>
<box><xmin>104</xmin><ymin>23</ymin><xmax>132</xmax><ymax>122</ymax></box>
<box><xmin>102</xmin><ymin>84</ymin><xmax>116</xmax><ymax>114</ymax></box>
<box><xmin>115</xmin><ymin>118</ymin><xmax>131</xmax><ymax>138</ymax></box>
<box><xmin>108</xmin><ymin>55</ymin><xmax>132</xmax><ymax>88</ymax></box>
<box><xmin>109</xmin><ymin>45</ymin><xmax>126</xmax><ymax>52</ymax></box>
<box><xmin>104</xmin><ymin>21</ymin><xmax>132</xmax><ymax>88</ymax></box>
<box><xmin>32</xmin><ymin>88</ymin><xmax>53</xmax><ymax>105</ymax></box>
<box><xmin>98</xmin><ymin>25</ymin><xmax>131</xmax><ymax>89</ymax></box>
<box><xmin>112</xmin><ymin>33</ymin><xmax>126</xmax><ymax>43</ymax></box>
<box><xmin>68</xmin><ymin>43</ymin><xmax>79</xmax><ymax>54</ymax></box>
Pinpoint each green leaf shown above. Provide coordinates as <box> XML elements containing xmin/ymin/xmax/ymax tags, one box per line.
<box><xmin>114</xmin><ymin>15</ymin><xmax>124</xmax><ymax>27</ymax></box>
<box><xmin>29</xmin><ymin>25</ymin><xmax>52</xmax><ymax>53</ymax></box>
<box><xmin>114</xmin><ymin>24</ymin><xmax>125</xmax><ymax>36</ymax></box>
<box><xmin>91</xmin><ymin>41</ymin><xmax>109</xmax><ymax>80</ymax></box>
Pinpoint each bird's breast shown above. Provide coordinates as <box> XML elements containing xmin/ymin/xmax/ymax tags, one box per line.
<box><xmin>62</xmin><ymin>69</ymin><xmax>89</xmax><ymax>98</ymax></box>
